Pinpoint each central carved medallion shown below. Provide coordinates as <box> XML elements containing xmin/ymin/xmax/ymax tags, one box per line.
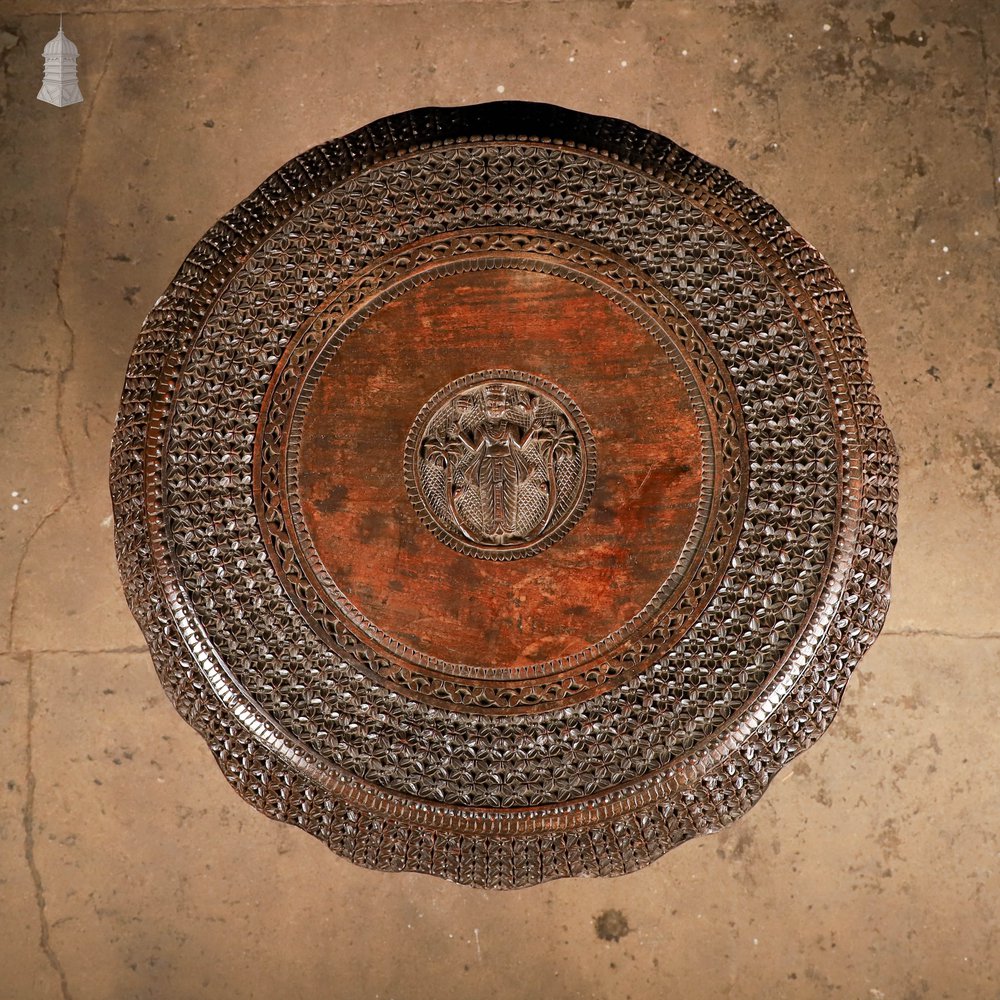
<box><xmin>404</xmin><ymin>370</ymin><xmax>597</xmax><ymax>560</ymax></box>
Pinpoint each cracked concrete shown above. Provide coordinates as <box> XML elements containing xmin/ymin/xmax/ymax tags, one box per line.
<box><xmin>978</xmin><ymin>14</ymin><xmax>999</xmax><ymax>218</ymax></box>
<box><xmin>22</xmin><ymin>655</ymin><xmax>73</xmax><ymax>1000</ymax></box>
<box><xmin>0</xmin><ymin>1</ymin><xmax>998</xmax><ymax>997</ymax></box>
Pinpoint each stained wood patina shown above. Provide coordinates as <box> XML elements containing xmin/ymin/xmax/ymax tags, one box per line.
<box><xmin>111</xmin><ymin>103</ymin><xmax>897</xmax><ymax>887</ymax></box>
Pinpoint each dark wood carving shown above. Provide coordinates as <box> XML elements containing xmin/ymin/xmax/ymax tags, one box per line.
<box><xmin>110</xmin><ymin>102</ymin><xmax>898</xmax><ymax>888</ymax></box>
<box><xmin>404</xmin><ymin>369</ymin><xmax>597</xmax><ymax>560</ymax></box>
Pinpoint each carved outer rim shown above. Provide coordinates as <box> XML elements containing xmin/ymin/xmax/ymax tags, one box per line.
<box><xmin>401</xmin><ymin>368</ymin><xmax>598</xmax><ymax>562</ymax></box>
<box><xmin>110</xmin><ymin>102</ymin><xmax>898</xmax><ymax>888</ymax></box>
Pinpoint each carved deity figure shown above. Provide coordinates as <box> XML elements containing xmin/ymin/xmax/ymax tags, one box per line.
<box><xmin>459</xmin><ymin>383</ymin><xmax>537</xmax><ymax>543</ymax></box>
<box><xmin>417</xmin><ymin>377</ymin><xmax>582</xmax><ymax>551</ymax></box>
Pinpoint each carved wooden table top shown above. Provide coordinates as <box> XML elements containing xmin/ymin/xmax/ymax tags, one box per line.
<box><xmin>111</xmin><ymin>103</ymin><xmax>898</xmax><ymax>887</ymax></box>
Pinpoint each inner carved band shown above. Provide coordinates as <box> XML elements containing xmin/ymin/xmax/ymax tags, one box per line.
<box><xmin>404</xmin><ymin>370</ymin><xmax>597</xmax><ymax>560</ymax></box>
<box><xmin>259</xmin><ymin>236</ymin><xmax>745</xmax><ymax>712</ymax></box>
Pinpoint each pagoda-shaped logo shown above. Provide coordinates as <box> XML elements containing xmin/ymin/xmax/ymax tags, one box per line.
<box><xmin>37</xmin><ymin>18</ymin><xmax>83</xmax><ymax>108</ymax></box>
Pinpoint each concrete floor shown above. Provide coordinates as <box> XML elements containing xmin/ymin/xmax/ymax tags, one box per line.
<box><xmin>1</xmin><ymin>0</ymin><xmax>998</xmax><ymax>997</ymax></box>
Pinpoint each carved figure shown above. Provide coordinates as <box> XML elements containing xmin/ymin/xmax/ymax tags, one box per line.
<box><xmin>410</xmin><ymin>372</ymin><xmax>592</xmax><ymax>556</ymax></box>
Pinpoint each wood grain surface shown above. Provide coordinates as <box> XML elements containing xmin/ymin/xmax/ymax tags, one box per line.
<box><xmin>296</xmin><ymin>265</ymin><xmax>703</xmax><ymax>670</ymax></box>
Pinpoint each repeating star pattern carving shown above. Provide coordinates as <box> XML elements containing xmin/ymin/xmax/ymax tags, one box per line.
<box><xmin>111</xmin><ymin>105</ymin><xmax>897</xmax><ymax>887</ymax></box>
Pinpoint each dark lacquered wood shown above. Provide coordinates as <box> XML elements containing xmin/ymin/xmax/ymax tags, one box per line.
<box><xmin>112</xmin><ymin>103</ymin><xmax>897</xmax><ymax>888</ymax></box>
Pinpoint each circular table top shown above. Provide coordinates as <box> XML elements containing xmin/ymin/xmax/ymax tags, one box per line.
<box><xmin>111</xmin><ymin>102</ymin><xmax>898</xmax><ymax>888</ymax></box>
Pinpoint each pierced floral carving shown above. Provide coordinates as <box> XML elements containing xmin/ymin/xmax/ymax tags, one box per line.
<box><xmin>111</xmin><ymin>103</ymin><xmax>897</xmax><ymax>888</ymax></box>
